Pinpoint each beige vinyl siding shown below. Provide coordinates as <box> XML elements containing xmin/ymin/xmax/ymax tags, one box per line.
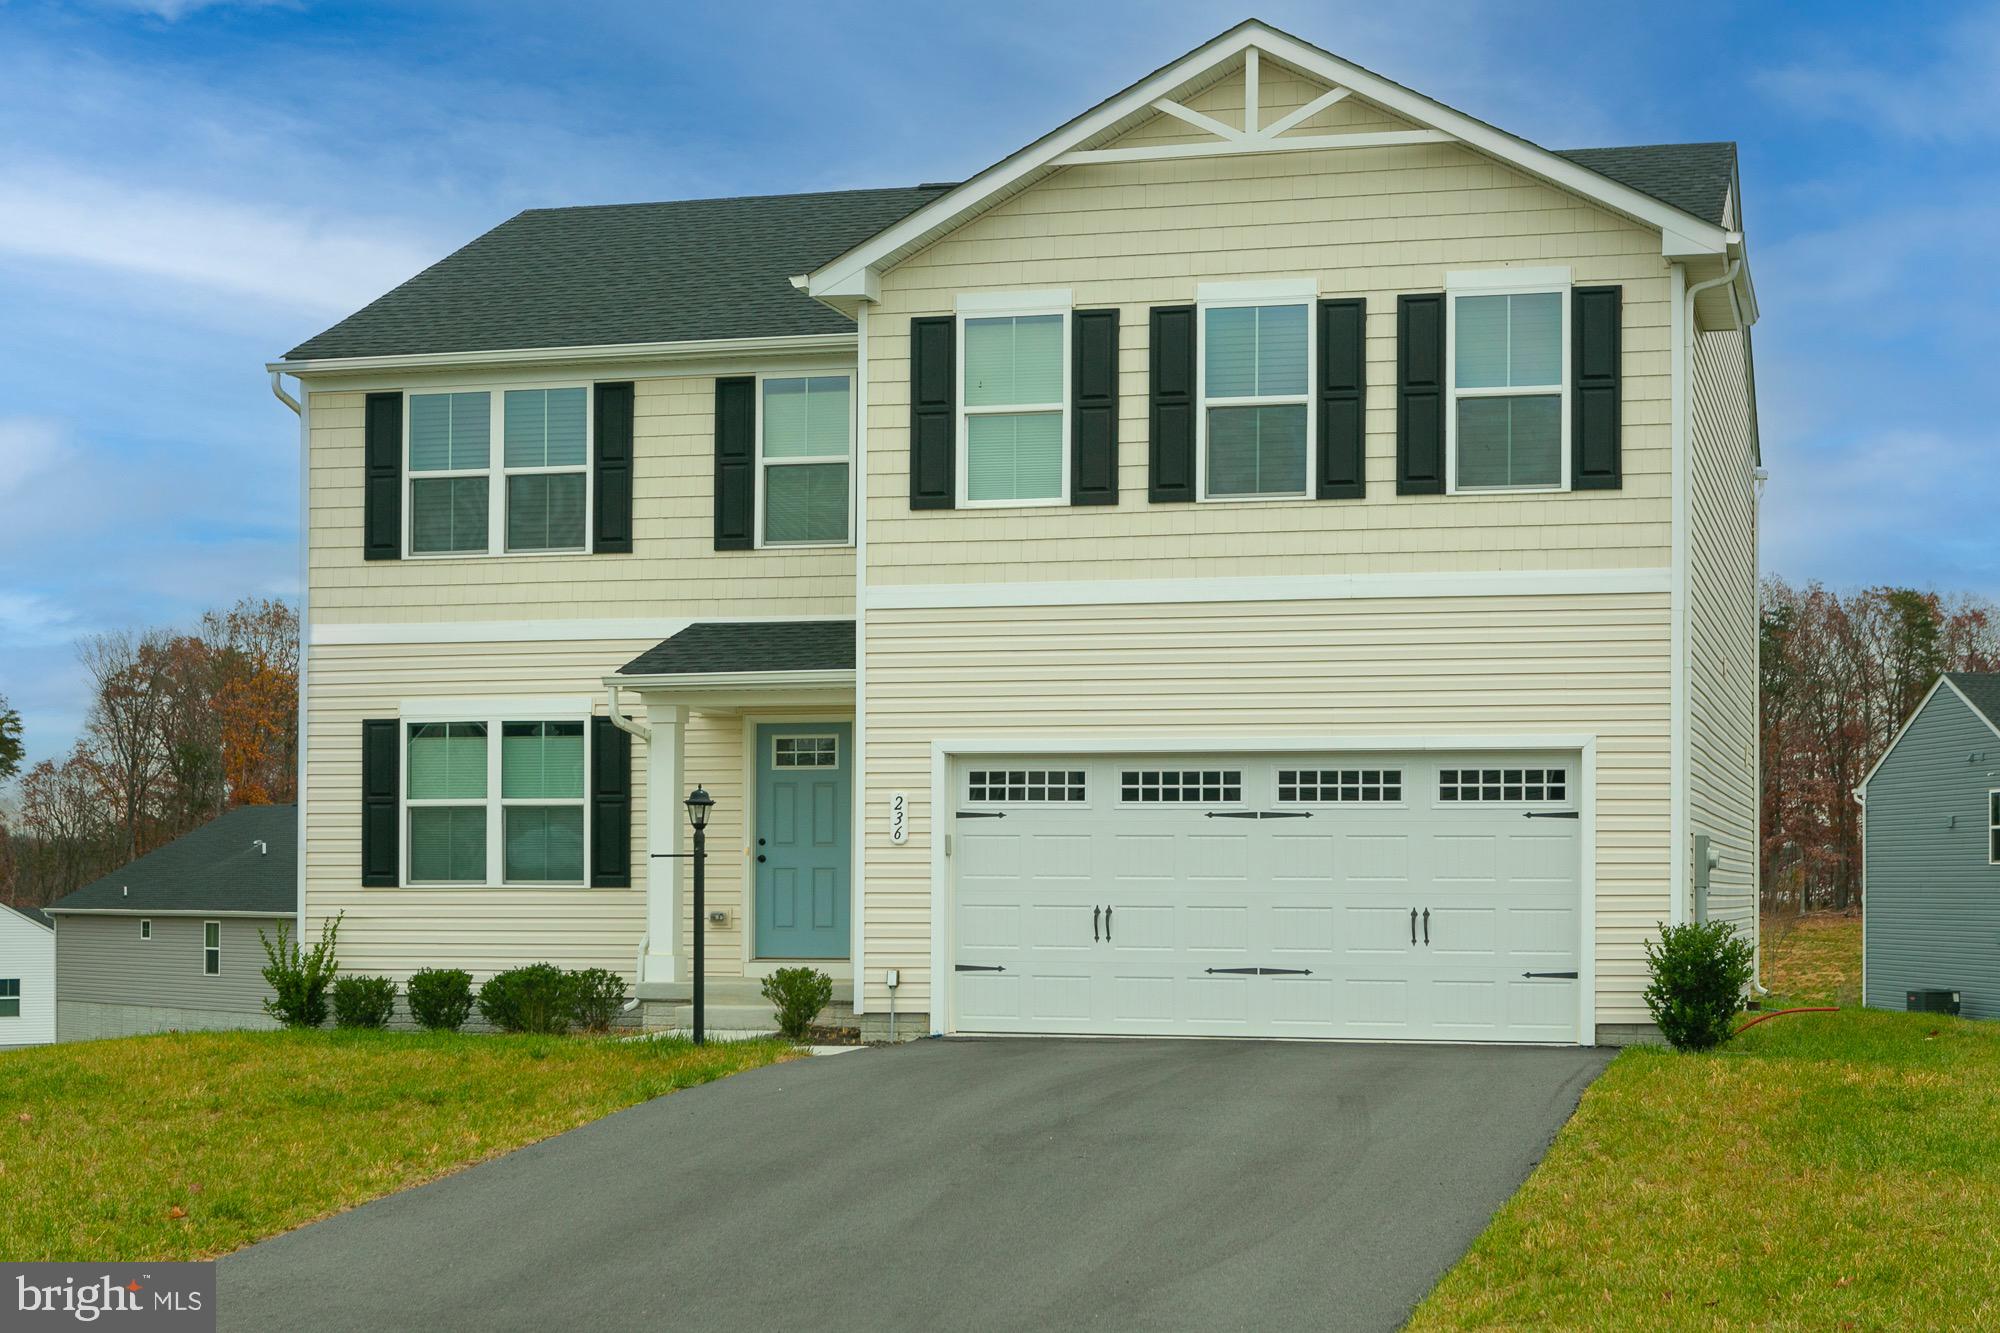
<box><xmin>1686</xmin><ymin>325</ymin><xmax>1759</xmax><ymax>940</ymax></box>
<box><xmin>859</xmin><ymin>593</ymin><xmax>1671</xmax><ymax>1025</ymax></box>
<box><xmin>865</xmin><ymin>63</ymin><xmax>1674</xmax><ymax>587</ymax></box>
<box><xmin>306</xmin><ymin>372</ymin><xmax>853</xmax><ymax>626</ymax></box>
<box><xmin>54</xmin><ymin>914</ymin><xmax>282</xmax><ymax>1039</ymax></box>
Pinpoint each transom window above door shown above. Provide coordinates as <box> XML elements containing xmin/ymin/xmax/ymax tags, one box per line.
<box><xmin>773</xmin><ymin>735</ymin><xmax>839</xmax><ymax>768</ymax></box>
<box><xmin>760</xmin><ymin>376</ymin><xmax>851</xmax><ymax>546</ymax></box>
<box><xmin>960</xmin><ymin>309</ymin><xmax>1067</xmax><ymax>505</ymax></box>
<box><xmin>1448</xmin><ymin>275</ymin><xmax>1568</xmax><ymax>492</ymax></box>
<box><xmin>407</xmin><ymin>386</ymin><xmax>589</xmax><ymax>555</ymax></box>
<box><xmin>1202</xmin><ymin>301</ymin><xmax>1309</xmax><ymax>499</ymax></box>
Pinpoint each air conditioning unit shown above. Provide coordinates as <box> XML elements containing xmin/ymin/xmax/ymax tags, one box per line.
<box><xmin>1906</xmin><ymin>989</ymin><xmax>1962</xmax><ymax>1016</ymax></box>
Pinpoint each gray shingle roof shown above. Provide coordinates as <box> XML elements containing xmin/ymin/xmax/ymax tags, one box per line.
<box><xmin>4</xmin><ymin>903</ymin><xmax>52</xmax><ymax>931</ymax></box>
<box><xmin>282</xmin><ymin>186</ymin><xmax>953</xmax><ymax>362</ymax></box>
<box><xmin>47</xmin><ymin>806</ymin><xmax>296</xmax><ymax>916</ymax></box>
<box><xmin>1554</xmin><ymin>143</ymin><xmax>1738</xmax><ymax>228</ymax></box>
<box><xmin>1947</xmin><ymin>673</ymin><xmax>2000</xmax><ymax>732</ymax></box>
<box><xmin>618</xmin><ymin>621</ymin><xmax>855</xmax><ymax>677</ymax></box>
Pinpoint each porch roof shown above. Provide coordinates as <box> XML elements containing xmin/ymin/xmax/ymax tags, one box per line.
<box><xmin>615</xmin><ymin>619</ymin><xmax>855</xmax><ymax>680</ymax></box>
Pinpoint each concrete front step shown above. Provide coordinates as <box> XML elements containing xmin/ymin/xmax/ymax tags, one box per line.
<box><xmin>659</xmin><ymin>1002</ymin><xmax>781</xmax><ymax>1032</ymax></box>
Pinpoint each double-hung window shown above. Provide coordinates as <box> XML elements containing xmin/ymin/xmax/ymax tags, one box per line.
<box><xmin>1989</xmin><ymin>790</ymin><xmax>1999</xmax><ymax>865</ymax></box>
<box><xmin>0</xmin><ymin>978</ymin><xmax>19</xmax><ymax>1018</ymax></box>
<box><xmin>407</xmin><ymin>386</ymin><xmax>589</xmax><ymax>555</ymax></box>
<box><xmin>959</xmin><ymin>295</ymin><xmax>1068</xmax><ymax>506</ymax></box>
<box><xmin>760</xmin><ymin>375</ymin><xmax>852</xmax><ymax>545</ymax></box>
<box><xmin>1199</xmin><ymin>293</ymin><xmax>1311</xmax><ymax>499</ymax></box>
<box><xmin>1448</xmin><ymin>271</ymin><xmax>1569</xmax><ymax>492</ymax></box>
<box><xmin>405</xmin><ymin>712</ymin><xmax>587</xmax><ymax>886</ymax></box>
<box><xmin>203</xmin><ymin>922</ymin><xmax>220</xmax><ymax>976</ymax></box>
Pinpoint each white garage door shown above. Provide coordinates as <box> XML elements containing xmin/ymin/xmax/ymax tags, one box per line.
<box><xmin>949</xmin><ymin>753</ymin><xmax>1583</xmax><ymax>1043</ymax></box>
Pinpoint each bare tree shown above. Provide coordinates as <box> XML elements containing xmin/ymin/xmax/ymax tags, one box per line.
<box><xmin>78</xmin><ymin>629</ymin><xmax>172</xmax><ymax>863</ymax></box>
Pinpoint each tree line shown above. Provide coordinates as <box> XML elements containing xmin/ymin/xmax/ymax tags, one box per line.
<box><xmin>0</xmin><ymin>598</ymin><xmax>298</xmax><ymax>907</ymax></box>
<box><xmin>1761</xmin><ymin>577</ymin><xmax>2000</xmax><ymax>913</ymax></box>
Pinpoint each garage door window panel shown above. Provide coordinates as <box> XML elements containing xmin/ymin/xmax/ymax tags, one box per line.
<box><xmin>1438</xmin><ymin>767</ymin><xmax>1568</xmax><ymax>802</ymax></box>
<box><xmin>1277</xmin><ymin>769</ymin><xmax>1403</xmax><ymax>803</ymax></box>
<box><xmin>1120</xmin><ymin>769</ymin><xmax>1242</xmax><ymax>804</ymax></box>
<box><xmin>967</xmin><ymin>769</ymin><xmax>1086</xmax><ymax>804</ymax></box>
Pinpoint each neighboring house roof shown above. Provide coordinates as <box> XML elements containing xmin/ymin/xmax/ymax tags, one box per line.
<box><xmin>1551</xmin><ymin>143</ymin><xmax>1738</xmax><ymax>229</ymax></box>
<box><xmin>45</xmin><ymin>806</ymin><xmax>297</xmax><ymax>916</ymax></box>
<box><xmin>281</xmin><ymin>186</ymin><xmax>953</xmax><ymax>362</ymax></box>
<box><xmin>617</xmin><ymin>621</ymin><xmax>855</xmax><ymax>678</ymax></box>
<box><xmin>1858</xmin><ymin>674</ymin><xmax>2000</xmax><ymax>797</ymax></box>
<box><xmin>4</xmin><ymin>903</ymin><xmax>53</xmax><ymax>931</ymax></box>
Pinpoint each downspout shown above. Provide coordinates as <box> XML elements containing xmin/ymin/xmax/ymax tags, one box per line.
<box><xmin>272</xmin><ymin>372</ymin><xmax>307</xmax><ymax>939</ymax></box>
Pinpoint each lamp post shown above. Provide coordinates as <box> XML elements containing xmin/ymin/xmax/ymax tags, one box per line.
<box><xmin>684</xmin><ymin>785</ymin><xmax>714</xmax><ymax>1044</ymax></box>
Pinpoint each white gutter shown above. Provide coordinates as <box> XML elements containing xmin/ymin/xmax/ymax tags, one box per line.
<box><xmin>606</xmin><ymin>682</ymin><xmax>651</xmax><ymax>743</ymax></box>
<box><xmin>266</xmin><ymin>332</ymin><xmax>855</xmax><ymax>378</ymax></box>
<box><xmin>604</xmin><ymin>669</ymin><xmax>856</xmax><ymax>692</ymax></box>
<box><xmin>43</xmin><ymin>908</ymin><xmax>292</xmax><ymax>919</ymax></box>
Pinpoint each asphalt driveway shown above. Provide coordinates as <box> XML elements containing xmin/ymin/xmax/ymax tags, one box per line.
<box><xmin>219</xmin><ymin>1038</ymin><xmax>1610</xmax><ymax>1332</ymax></box>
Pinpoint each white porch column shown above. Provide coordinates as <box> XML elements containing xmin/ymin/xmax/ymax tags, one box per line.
<box><xmin>643</xmin><ymin>702</ymin><xmax>685</xmax><ymax>984</ymax></box>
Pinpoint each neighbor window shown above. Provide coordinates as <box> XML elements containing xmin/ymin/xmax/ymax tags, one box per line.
<box><xmin>1989</xmin><ymin>790</ymin><xmax>1999</xmax><ymax>865</ymax></box>
<box><xmin>0</xmin><ymin>979</ymin><xmax>19</xmax><ymax>1018</ymax></box>
<box><xmin>139</xmin><ymin>919</ymin><xmax>151</xmax><ymax>940</ymax></box>
<box><xmin>961</xmin><ymin>312</ymin><xmax>1066</xmax><ymax>504</ymax></box>
<box><xmin>1202</xmin><ymin>302</ymin><xmax>1309</xmax><ymax>498</ymax></box>
<box><xmin>407</xmin><ymin>386</ymin><xmax>589</xmax><ymax>555</ymax></box>
<box><xmin>1450</xmin><ymin>282</ymin><xmax>1566</xmax><ymax>491</ymax></box>
<box><xmin>760</xmin><ymin>376</ymin><xmax>851</xmax><ymax>545</ymax></box>
<box><xmin>203</xmin><ymin>922</ymin><xmax>220</xmax><ymax>976</ymax></box>
<box><xmin>405</xmin><ymin>716</ymin><xmax>587</xmax><ymax>886</ymax></box>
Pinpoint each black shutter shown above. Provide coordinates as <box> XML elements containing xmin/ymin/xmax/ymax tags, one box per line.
<box><xmin>1071</xmin><ymin>308</ymin><xmax>1120</xmax><ymax>505</ymax></box>
<box><xmin>1148</xmin><ymin>304</ymin><xmax>1196</xmax><ymax>503</ymax></box>
<box><xmin>363</xmin><ymin>392</ymin><xmax>402</xmax><ymax>560</ymax></box>
<box><xmin>1396</xmin><ymin>293</ymin><xmax>1446</xmax><ymax>495</ymax></box>
<box><xmin>589</xmin><ymin>716</ymin><xmax>632</xmax><ymax>889</ymax></box>
<box><xmin>909</xmin><ymin>315</ymin><xmax>956</xmax><ymax>509</ymax></box>
<box><xmin>1572</xmin><ymin>285</ymin><xmax>1623</xmax><ymax>490</ymax></box>
<box><xmin>593</xmin><ymin>381</ymin><xmax>634</xmax><ymax>552</ymax></box>
<box><xmin>713</xmin><ymin>376</ymin><xmax>755</xmax><ymax>550</ymax></box>
<box><xmin>1317</xmin><ymin>298</ymin><xmax>1366</xmax><ymax>500</ymax></box>
<box><xmin>360</xmin><ymin>719</ymin><xmax>399</xmax><ymax>887</ymax></box>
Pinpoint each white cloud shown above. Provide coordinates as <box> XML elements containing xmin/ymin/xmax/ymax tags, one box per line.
<box><xmin>1757</xmin><ymin>6</ymin><xmax>2000</xmax><ymax>141</ymax></box>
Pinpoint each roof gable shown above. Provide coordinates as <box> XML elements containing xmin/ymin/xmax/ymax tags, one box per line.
<box><xmin>806</xmin><ymin>19</ymin><xmax>1736</xmax><ymax>303</ymax></box>
<box><xmin>1859</xmin><ymin>674</ymin><xmax>2000</xmax><ymax>797</ymax></box>
<box><xmin>3</xmin><ymin>903</ymin><xmax>53</xmax><ymax>931</ymax></box>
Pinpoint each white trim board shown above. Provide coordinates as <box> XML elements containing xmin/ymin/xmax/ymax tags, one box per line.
<box><xmin>270</xmin><ymin>332</ymin><xmax>856</xmax><ymax>379</ymax></box>
<box><xmin>310</xmin><ymin>614</ymin><xmax>854</xmax><ymax>648</ymax></box>
<box><xmin>924</xmin><ymin>732</ymin><xmax>1600</xmax><ymax>1046</ymax></box>
<box><xmin>867</xmin><ymin>567</ymin><xmax>1671</xmax><ymax>611</ymax></box>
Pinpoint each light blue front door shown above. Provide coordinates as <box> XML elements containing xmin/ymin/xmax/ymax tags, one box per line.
<box><xmin>754</xmin><ymin>723</ymin><xmax>851</xmax><ymax>959</ymax></box>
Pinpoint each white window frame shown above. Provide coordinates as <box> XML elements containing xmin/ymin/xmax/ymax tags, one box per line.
<box><xmin>399</xmin><ymin>699</ymin><xmax>594</xmax><ymax>889</ymax></box>
<box><xmin>139</xmin><ymin>919</ymin><xmax>151</xmax><ymax>940</ymax></box>
<box><xmin>0</xmin><ymin>977</ymin><xmax>19</xmax><ymax>1017</ymax></box>
<box><xmin>1988</xmin><ymin>789</ymin><xmax>1999</xmax><ymax>866</ymax></box>
<box><xmin>753</xmin><ymin>370</ymin><xmax>856</xmax><ymax>550</ymax></box>
<box><xmin>403</xmin><ymin>381</ymin><xmax>595</xmax><ymax>559</ymax></box>
<box><xmin>772</xmin><ymin>733</ymin><xmax>841</xmax><ymax>768</ymax></box>
<box><xmin>203</xmin><ymin>921</ymin><xmax>220</xmax><ymax>977</ymax></box>
<box><xmin>1195</xmin><ymin>279</ymin><xmax>1317</xmax><ymax>503</ymax></box>
<box><xmin>954</xmin><ymin>290</ymin><xmax>1072</xmax><ymax>509</ymax></box>
<box><xmin>1444</xmin><ymin>267</ymin><xmax>1572</xmax><ymax>496</ymax></box>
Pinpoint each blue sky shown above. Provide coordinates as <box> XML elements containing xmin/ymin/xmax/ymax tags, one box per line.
<box><xmin>1</xmin><ymin>0</ymin><xmax>1995</xmax><ymax>772</ymax></box>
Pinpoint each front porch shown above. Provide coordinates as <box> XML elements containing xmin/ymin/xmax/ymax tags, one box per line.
<box><xmin>604</xmin><ymin>619</ymin><xmax>860</xmax><ymax>1026</ymax></box>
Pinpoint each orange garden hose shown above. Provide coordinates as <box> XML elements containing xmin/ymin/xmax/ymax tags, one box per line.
<box><xmin>1734</xmin><ymin>1006</ymin><xmax>1838</xmax><ymax>1035</ymax></box>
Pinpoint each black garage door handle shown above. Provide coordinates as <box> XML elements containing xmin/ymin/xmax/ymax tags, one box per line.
<box><xmin>1410</xmin><ymin>908</ymin><xmax>1417</xmax><ymax>945</ymax></box>
<box><xmin>1422</xmin><ymin>908</ymin><xmax>1429</xmax><ymax>945</ymax></box>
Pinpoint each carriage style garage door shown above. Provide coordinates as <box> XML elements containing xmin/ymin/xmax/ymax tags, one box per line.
<box><xmin>949</xmin><ymin>753</ymin><xmax>1584</xmax><ymax>1043</ymax></box>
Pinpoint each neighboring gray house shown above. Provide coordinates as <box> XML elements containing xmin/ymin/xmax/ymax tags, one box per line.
<box><xmin>1858</xmin><ymin>674</ymin><xmax>2000</xmax><ymax>1018</ymax></box>
<box><xmin>45</xmin><ymin>806</ymin><xmax>295</xmax><ymax>1041</ymax></box>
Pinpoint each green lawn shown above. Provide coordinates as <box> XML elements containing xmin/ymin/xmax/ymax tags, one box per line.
<box><xmin>1761</xmin><ymin>911</ymin><xmax>1863</xmax><ymax>1007</ymax></box>
<box><xmin>1411</xmin><ymin>984</ymin><xmax>2000</xmax><ymax>1327</ymax></box>
<box><xmin>0</xmin><ymin>1028</ymin><xmax>796</xmax><ymax>1262</ymax></box>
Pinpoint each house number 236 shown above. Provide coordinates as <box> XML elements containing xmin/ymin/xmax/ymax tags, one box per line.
<box><xmin>888</xmin><ymin>791</ymin><xmax>908</xmax><ymax>844</ymax></box>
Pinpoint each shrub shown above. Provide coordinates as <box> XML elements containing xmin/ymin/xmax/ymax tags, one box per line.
<box><xmin>569</xmin><ymin>968</ymin><xmax>628</xmax><ymax>1033</ymax></box>
<box><xmin>406</xmin><ymin>967</ymin><xmax>475</xmax><ymax>1032</ymax></box>
<box><xmin>258</xmin><ymin>913</ymin><xmax>342</xmax><ymax>1029</ymax></box>
<box><xmin>331</xmin><ymin>974</ymin><xmax>397</xmax><ymax>1029</ymax></box>
<box><xmin>478</xmin><ymin>964</ymin><xmax>577</xmax><ymax>1035</ymax></box>
<box><xmin>1643</xmin><ymin>920</ymin><xmax>1756</xmax><ymax>1052</ymax></box>
<box><xmin>760</xmin><ymin>967</ymin><xmax>834</xmax><ymax>1042</ymax></box>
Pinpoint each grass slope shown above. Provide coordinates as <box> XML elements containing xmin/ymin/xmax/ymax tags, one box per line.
<box><xmin>1412</xmin><ymin>914</ymin><xmax>2000</xmax><ymax>1331</ymax></box>
<box><xmin>0</xmin><ymin>1029</ymin><xmax>796</xmax><ymax>1262</ymax></box>
<box><xmin>1761</xmin><ymin>912</ymin><xmax>1863</xmax><ymax>1007</ymax></box>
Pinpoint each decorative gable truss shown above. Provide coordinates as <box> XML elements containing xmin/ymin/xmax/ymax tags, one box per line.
<box><xmin>1052</xmin><ymin>49</ymin><xmax>1450</xmax><ymax>168</ymax></box>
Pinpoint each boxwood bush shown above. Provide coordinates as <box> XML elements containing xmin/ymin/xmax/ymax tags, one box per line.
<box><xmin>570</xmin><ymin>968</ymin><xmax>628</xmax><ymax>1033</ymax></box>
<box><xmin>477</xmin><ymin>964</ymin><xmax>578</xmax><ymax>1035</ymax></box>
<box><xmin>406</xmin><ymin>967</ymin><xmax>475</xmax><ymax>1032</ymax></box>
<box><xmin>1643</xmin><ymin>920</ymin><xmax>1756</xmax><ymax>1052</ymax></box>
<box><xmin>760</xmin><ymin>967</ymin><xmax>834</xmax><ymax>1042</ymax></box>
<box><xmin>331</xmin><ymin>974</ymin><xmax>398</xmax><ymax>1029</ymax></box>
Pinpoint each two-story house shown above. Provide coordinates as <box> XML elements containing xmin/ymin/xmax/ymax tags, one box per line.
<box><xmin>270</xmin><ymin>19</ymin><xmax>1760</xmax><ymax>1045</ymax></box>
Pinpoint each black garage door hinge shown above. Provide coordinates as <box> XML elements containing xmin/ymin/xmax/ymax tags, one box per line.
<box><xmin>1203</xmin><ymin>966</ymin><xmax>1314</xmax><ymax>976</ymax></box>
<box><xmin>1523</xmin><ymin>810</ymin><xmax>1580</xmax><ymax>819</ymax></box>
<box><xmin>1520</xmin><ymin>971</ymin><xmax>1579</xmax><ymax>979</ymax></box>
<box><xmin>954</xmin><ymin>964</ymin><xmax>1006</xmax><ymax>973</ymax></box>
<box><xmin>957</xmin><ymin>811</ymin><xmax>1006</xmax><ymax>819</ymax></box>
<box><xmin>1205</xmin><ymin>810</ymin><xmax>1313</xmax><ymax>820</ymax></box>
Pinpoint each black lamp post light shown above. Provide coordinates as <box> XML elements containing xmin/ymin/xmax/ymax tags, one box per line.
<box><xmin>684</xmin><ymin>785</ymin><xmax>713</xmax><ymax>1044</ymax></box>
